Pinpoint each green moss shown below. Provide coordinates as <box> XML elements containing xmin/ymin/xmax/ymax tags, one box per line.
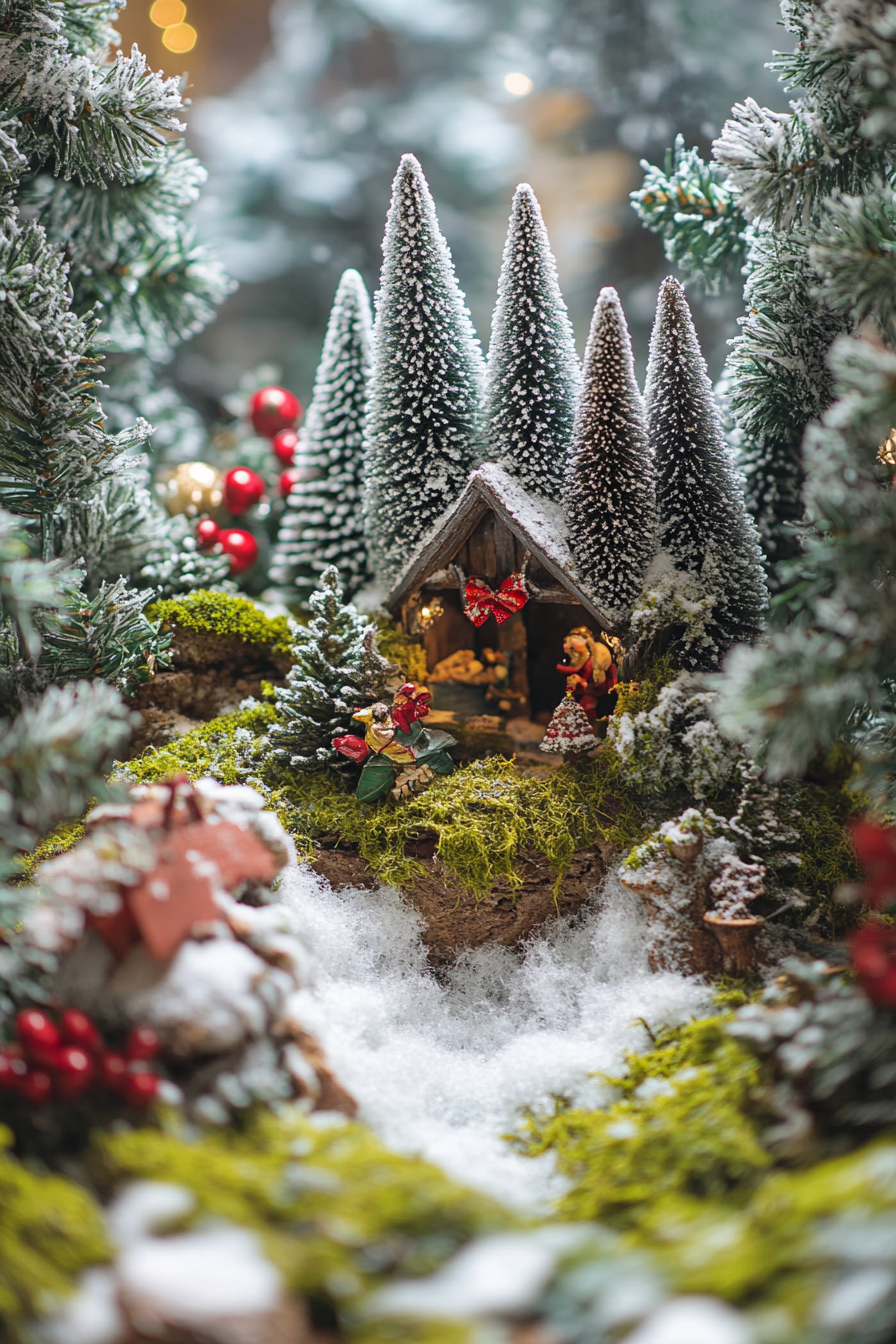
<box><xmin>13</xmin><ymin>817</ymin><xmax>87</xmax><ymax>883</ymax></box>
<box><xmin>147</xmin><ymin>590</ymin><xmax>292</xmax><ymax>656</ymax></box>
<box><xmin>613</xmin><ymin>655</ymin><xmax>675</xmax><ymax>720</ymax></box>
<box><xmin>0</xmin><ymin>1126</ymin><xmax>110</xmax><ymax>1341</ymax></box>
<box><xmin>120</xmin><ymin>704</ymin><xmax>278</xmax><ymax>788</ymax></box>
<box><xmin>789</xmin><ymin>776</ymin><xmax>863</xmax><ymax>934</ymax></box>
<box><xmin>99</xmin><ymin>1110</ymin><xmax>514</xmax><ymax>1332</ymax></box>
<box><xmin>516</xmin><ymin>1016</ymin><xmax>771</xmax><ymax>1228</ymax></box>
<box><xmin>375</xmin><ymin>618</ymin><xmax>427</xmax><ymax>685</ymax></box>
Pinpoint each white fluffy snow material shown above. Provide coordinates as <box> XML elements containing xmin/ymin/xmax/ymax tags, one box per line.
<box><xmin>39</xmin><ymin>1268</ymin><xmax>124</xmax><ymax>1344</ymax></box>
<box><xmin>126</xmin><ymin>938</ymin><xmax>272</xmax><ymax>1053</ymax></box>
<box><xmin>117</xmin><ymin>1227</ymin><xmax>282</xmax><ymax>1320</ymax></box>
<box><xmin>280</xmin><ymin>863</ymin><xmax>710</xmax><ymax>1209</ymax></box>
<box><xmin>624</xmin><ymin>1297</ymin><xmax>755</xmax><ymax>1344</ymax></box>
<box><xmin>372</xmin><ymin>1227</ymin><xmax>589</xmax><ymax>1317</ymax></box>
<box><xmin>105</xmin><ymin>1182</ymin><xmax>196</xmax><ymax>1248</ymax></box>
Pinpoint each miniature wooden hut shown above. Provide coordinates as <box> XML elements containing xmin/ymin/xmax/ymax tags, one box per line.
<box><xmin>385</xmin><ymin>464</ymin><xmax>617</xmax><ymax>720</ymax></box>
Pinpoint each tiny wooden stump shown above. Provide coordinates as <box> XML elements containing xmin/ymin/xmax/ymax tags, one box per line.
<box><xmin>704</xmin><ymin>911</ymin><xmax>765</xmax><ymax>975</ymax></box>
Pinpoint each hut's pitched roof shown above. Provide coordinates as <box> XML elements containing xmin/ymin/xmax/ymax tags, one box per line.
<box><xmin>385</xmin><ymin>463</ymin><xmax>615</xmax><ymax>629</ymax></box>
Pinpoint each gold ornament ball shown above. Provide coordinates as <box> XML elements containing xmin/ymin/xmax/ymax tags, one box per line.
<box><xmin>159</xmin><ymin>462</ymin><xmax>223</xmax><ymax>517</ymax></box>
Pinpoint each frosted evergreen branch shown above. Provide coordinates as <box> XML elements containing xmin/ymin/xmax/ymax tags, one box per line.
<box><xmin>810</xmin><ymin>185</ymin><xmax>896</xmax><ymax>338</ymax></box>
<box><xmin>0</xmin><ymin>4</ymin><xmax>184</xmax><ymax>187</ymax></box>
<box><xmin>0</xmin><ymin>677</ymin><xmax>134</xmax><ymax>872</ymax></box>
<box><xmin>631</xmin><ymin>137</ymin><xmax>747</xmax><ymax>293</ymax></box>
<box><xmin>713</xmin><ymin>96</ymin><xmax>889</xmax><ymax>230</ymax></box>
<box><xmin>39</xmin><ymin>572</ymin><xmax>170</xmax><ymax>691</ymax></box>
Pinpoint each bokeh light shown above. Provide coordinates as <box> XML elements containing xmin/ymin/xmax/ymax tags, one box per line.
<box><xmin>162</xmin><ymin>21</ymin><xmax>198</xmax><ymax>52</ymax></box>
<box><xmin>149</xmin><ymin>0</ymin><xmax>185</xmax><ymax>27</ymax></box>
<box><xmin>504</xmin><ymin>72</ymin><xmax>533</xmax><ymax>96</ymax></box>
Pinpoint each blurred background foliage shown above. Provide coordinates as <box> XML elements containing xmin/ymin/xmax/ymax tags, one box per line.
<box><xmin>115</xmin><ymin>0</ymin><xmax>783</xmax><ymax>422</ymax></box>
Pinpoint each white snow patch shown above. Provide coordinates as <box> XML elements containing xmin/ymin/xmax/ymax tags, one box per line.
<box><xmin>117</xmin><ymin>1227</ymin><xmax>281</xmax><ymax>1320</ymax></box>
<box><xmin>624</xmin><ymin>1297</ymin><xmax>755</xmax><ymax>1344</ymax></box>
<box><xmin>280</xmin><ymin>863</ymin><xmax>711</xmax><ymax>1210</ymax></box>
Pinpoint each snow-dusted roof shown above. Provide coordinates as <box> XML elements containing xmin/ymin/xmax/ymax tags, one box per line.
<box><xmin>385</xmin><ymin>463</ymin><xmax>615</xmax><ymax>630</ymax></box>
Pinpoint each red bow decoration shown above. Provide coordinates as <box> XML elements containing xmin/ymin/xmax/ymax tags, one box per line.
<box><xmin>463</xmin><ymin>573</ymin><xmax>528</xmax><ymax>627</ymax></box>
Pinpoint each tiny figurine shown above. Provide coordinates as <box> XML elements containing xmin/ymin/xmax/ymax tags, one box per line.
<box><xmin>333</xmin><ymin>681</ymin><xmax>455</xmax><ymax>802</ymax></box>
<box><xmin>556</xmin><ymin>626</ymin><xmax>619</xmax><ymax>722</ymax></box>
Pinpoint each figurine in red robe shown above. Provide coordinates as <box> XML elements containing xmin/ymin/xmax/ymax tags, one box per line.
<box><xmin>556</xmin><ymin>627</ymin><xmax>618</xmax><ymax>722</ymax></box>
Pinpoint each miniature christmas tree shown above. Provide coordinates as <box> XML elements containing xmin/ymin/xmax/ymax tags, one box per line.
<box><xmin>540</xmin><ymin>693</ymin><xmax>600</xmax><ymax>756</ymax></box>
<box><xmin>642</xmin><ymin>277</ymin><xmax>767</xmax><ymax>669</ymax></box>
<box><xmin>483</xmin><ymin>184</ymin><xmax>580</xmax><ymax>501</ymax></box>
<box><xmin>363</xmin><ymin>155</ymin><xmax>485</xmax><ymax>581</ymax></box>
<box><xmin>271</xmin><ymin>270</ymin><xmax>373</xmax><ymax>606</ymax></box>
<box><xmin>269</xmin><ymin>566</ymin><xmax>398</xmax><ymax>771</ymax></box>
<box><xmin>567</xmin><ymin>287</ymin><xmax>655</xmax><ymax>616</ymax></box>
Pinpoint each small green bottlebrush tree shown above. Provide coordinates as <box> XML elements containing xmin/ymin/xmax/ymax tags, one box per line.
<box><xmin>483</xmin><ymin>183</ymin><xmax>580</xmax><ymax>501</ymax></box>
<box><xmin>631</xmin><ymin>0</ymin><xmax>896</xmax><ymax>570</ymax></box>
<box><xmin>269</xmin><ymin>567</ymin><xmax>397</xmax><ymax>772</ymax></box>
<box><xmin>363</xmin><ymin>154</ymin><xmax>485</xmax><ymax>582</ymax></box>
<box><xmin>566</xmin><ymin>286</ymin><xmax>655</xmax><ymax>618</ymax></box>
<box><xmin>640</xmin><ymin>278</ymin><xmax>767</xmax><ymax>670</ymax></box>
<box><xmin>271</xmin><ymin>269</ymin><xmax>373</xmax><ymax>607</ymax></box>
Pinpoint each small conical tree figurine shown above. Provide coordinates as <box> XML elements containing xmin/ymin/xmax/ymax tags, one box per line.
<box><xmin>567</xmin><ymin>287</ymin><xmax>655</xmax><ymax>616</ymax></box>
<box><xmin>540</xmin><ymin>691</ymin><xmax>599</xmax><ymax>756</ymax></box>
<box><xmin>483</xmin><ymin>184</ymin><xmax>581</xmax><ymax>500</ymax></box>
<box><xmin>643</xmin><ymin>277</ymin><xmax>767</xmax><ymax>669</ymax></box>
<box><xmin>363</xmin><ymin>155</ymin><xmax>485</xmax><ymax>581</ymax></box>
<box><xmin>269</xmin><ymin>566</ymin><xmax>398</xmax><ymax>772</ymax></box>
<box><xmin>272</xmin><ymin>270</ymin><xmax>373</xmax><ymax>606</ymax></box>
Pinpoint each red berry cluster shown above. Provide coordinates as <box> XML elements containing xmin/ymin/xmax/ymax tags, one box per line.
<box><xmin>849</xmin><ymin>822</ymin><xmax>896</xmax><ymax>1008</ymax></box>
<box><xmin>0</xmin><ymin>1009</ymin><xmax>163</xmax><ymax>1108</ymax></box>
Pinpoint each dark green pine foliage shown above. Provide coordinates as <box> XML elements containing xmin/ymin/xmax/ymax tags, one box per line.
<box><xmin>269</xmin><ymin>567</ymin><xmax>397</xmax><ymax>773</ymax></box>
<box><xmin>483</xmin><ymin>184</ymin><xmax>580</xmax><ymax>500</ymax></box>
<box><xmin>632</xmin><ymin>2</ymin><xmax>896</xmax><ymax>571</ymax></box>
<box><xmin>363</xmin><ymin>155</ymin><xmax>484</xmax><ymax>582</ymax></box>
<box><xmin>566</xmin><ymin>287</ymin><xmax>655</xmax><ymax>617</ymax></box>
<box><xmin>272</xmin><ymin>270</ymin><xmax>372</xmax><ymax>607</ymax></box>
<box><xmin>645</xmin><ymin>277</ymin><xmax>767</xmax><ymax>668</ymax></box>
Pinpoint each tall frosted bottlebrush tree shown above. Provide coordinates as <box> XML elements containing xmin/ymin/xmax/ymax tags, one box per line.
<box><xmin>272</xmin><ymin>270</ymin><xmax>372</xmax><ymax>607</ymax></box>
<box><xmin>566</xmin><ymin>287</ymin><xmax>655</xmax><ymax>619</ymax></box>
<box><xmin>363</xmin><ymin>155</ymin><xmax>485</xmax><ymax>582</ymax></box>
<box><xmin>629</xmin><ymin>0</ymin><xmax>896</xmax><ymax>571</ymax></box>
<box><xmin>640</xmin><ymin>278</ymin><xmax>767</xmax><ymax>670</ymax></box>
<box><xmin>2</xmin><ymin>0</ymin><xmax>231</xmax><ymax>598</ymax></box>
<box><xmin>483</xmin><ymin>184</ymin><xmax>580</xmax><ymax>501</ymax></box>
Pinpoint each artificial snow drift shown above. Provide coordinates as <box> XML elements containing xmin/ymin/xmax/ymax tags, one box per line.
<box><xmin>282</xmin><ymin>860</ymin><xmax>711</xmax><ymax>1209</ymax></box>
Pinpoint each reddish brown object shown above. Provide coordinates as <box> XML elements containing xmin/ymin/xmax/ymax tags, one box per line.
<box><xmin>60</xmin><ymin>1008</ymin><xmax>101</xmax><ymax>1052</ymax></box>
<box><xmin>0</xmin><ymin>1050</ymin><xmax>25</xmax><ymax>1088</ymax></box>
<box><xmin>250</xmin><ymin>385</ymin><xmax>301</xmax><ymax>438</ymax></box>
<box><xmin>218</xmin><ymin>527</ymin><xmax>259</xmax><ymax>575</ymax></box>
<box><xmin>126</xmin><ymin>1025</ymin><xmax>161</xmax><ymax>1061</ymax></box>
<box><xmin>223</xmin><ymin>466</ymin><xmax>265</xmax><ymax>516</ymax></box>
<box><xmin>852</xmin><ymin>921</ymin><xmax>896</xmax><ymax>1006</ymax></box>
<box><xmin>99</xmin><ymin>1052</ymin><xmax>128</xmax><ymax>1091</ymax></box>
<box><xmin>55</xmin><ymin>1047</ymin><xmax>94</xmax><ymax>1099</ymax></box>
<box><xmin>333</xmin><ymin>733</ymin><xmax>370</xmax><ymax>764</ymax></box>
<box><xmin>19</xmin><ymin>1069</ymin><xmax>53</xmax><ymax>1104</ymax></box>
<box><xmin>272</xmin><ymin>428</ymin><xmax>299</xmax><ymax>465</ymax></box>
<box><xmin>703</xmin><ymin>912</ymin><xmax>765</xmax><ymax>975</ymax></box>
<box><xmin>85</xmin><ymin>901</ymin><xmax>138</xmax><ymax>959</ymax></box>
<box><xmin>851</xmin><ymin>821</ymin><xmax>896</xmax><ymax>909</ymax></box>
<box><xmin>196</xmin><ymin>517</ymin><xmax>220</xmax><ymax>550</ymax></box>
<box><xmin>279</xmin><ymin>467</ymin><xmax>300</xmax><ymax>497</ymax></box>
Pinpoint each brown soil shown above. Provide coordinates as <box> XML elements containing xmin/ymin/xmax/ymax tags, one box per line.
<box><xmin>130</xmin><ymin>628</ymin><xmax>289</xmax><ymax>758</ymax></box>
<box><xmin>310</xmin><ymin>842</ymin><xmax>616</xmax><ymax>966</ymax></box>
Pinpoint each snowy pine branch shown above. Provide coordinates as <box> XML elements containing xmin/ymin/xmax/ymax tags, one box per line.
<box><xmin>810</xmin><ymin>184</ymin><xmax>896</xmax><ymax>338</ymax></box>
<box><xmin>631</xmin><ymin>136</ymin><xmax>748</xmax><ymax>293</ymax></box>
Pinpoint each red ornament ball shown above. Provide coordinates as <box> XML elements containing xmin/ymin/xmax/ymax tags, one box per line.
<box><xmin>0</xmin><ymin>1049</ymin><xmax>25</xmax><ymax>1088</ymax></box>
<box><xmin>279</xmin><ymin>467</ymin><xmax>300</xmax><ymax>498</ymax></box>
<box><xmin>272</xmin><ymin>428</ymin><xmax>299</xmax><ymax>466</ymax></box>
<box><xmin>60</xmin><ymin>1008</ymin><xmax>101</xmax><ymax>1053</ymax></box>
<box><xmin>55</xmin><ymin>1046</ymin><xmax>93</xmax><ymax>1099</ymax></box>
<box><xmin>196</xmin><ymin>518</ymin><xmax>220</xmax><ymax>551</ymax></box>
<box><xmin>223</xmin><ymin>466</ymin><xmax>265</xmax><ymax>516</ymax></box>
<box><xmin>218</xmin><ymin>528</ymin><xmax>259</xmax><ymax>575</ymax></box>
<box><xmin>126</xmin><ymin>1025</ymin><xmax>160</xmax><ymax>1062</ymax></box>
<box><xmin>250</xmin><ymin>386</ymin><xmax>301</xmax><ymax>438</ymax></box>
<box><xmin>16</xmin><ymin>1009</ymin><xmax>60</xmax><ymax>1058</ymax></box>
<box><xmin>124</xmin><ymin>1070</ymin><xmax>160</xmax><ymax>1108</ymax></box>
